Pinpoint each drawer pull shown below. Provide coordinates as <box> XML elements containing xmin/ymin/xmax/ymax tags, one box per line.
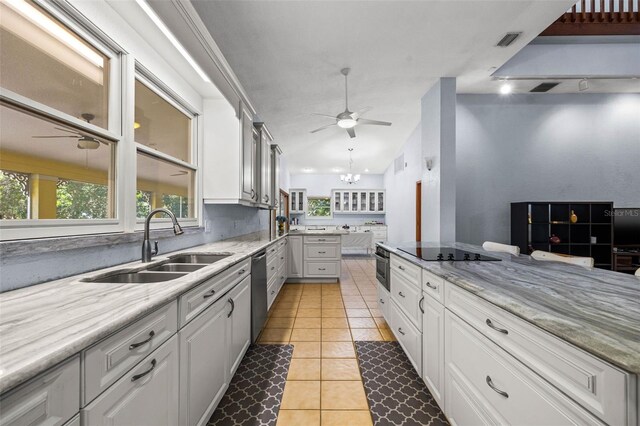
<box><xmin>203</xmin><ymin>289</ymin><xmax>216</xmax><ymax>299</ymax></box>
<box><xmin>379</xmin><ymin>298</ymin><xmax>385</xmax><ymax>304</ymax></box>
<box><xmin>398</xmin><ymin>265</ymin><xmax>405</xmax><ymax>271</ymax></box>
<box><xmin>271</xmin><ymin>266</ymin><xmax>275</xmax><ymax>270</ymax></box>
<box><xmin>425</xmin><ymin>282</ymin><xmax>437</xmax><ymax>290</ymax></box>
<box><xmin>486</xmin><ymin>375</ymin><xmax>509</xmax><ymax>398</ymax></box>
<box><xmin>271</xmin><ymin>289</ymin><xmax>275</xmax><ymax>295</ymax></box>
<box><xmin>318</xmin><ymin>268</ymin><xmax>326</xmax><ymax>271</ymax></box>
<box><xmin>318</xmin><ymin>251</ymin><xmax>326</xmax><ymax>254</ymax></box>
<box><xmin>486</xmin><ymin>319</ymin><xmax>509</xmax><ymax>335</ymax></box>
<box><xmin>131</xmin><ymin>359</ymin><xmax>156</xmax><ymax>381</ymax></box>
<box><xmin>398</xmin><ymin>327</ymin><xmax>406</xmax><ymax>336</ymax></box>
<box><xmin>281</xmin><ymin>256</ymin><xmax>284</xmax><ymax>260</ymax></box>
<box><xmin>238</xmin><ymin>269</ymin><xmax>246</xmax><ymax>275</ymax></box>
<box><xmin>318</xmin><ymin>238</ymin><xmax>326</xmax><ymax>241</ymax></box>
<box><xmin>227</xmin><ymin>298</ymin><xmax>235</xmax><ymax>318</ymax></box>
<box><xmin>419</xmin><ymin>296</ymin><xmax>424</xmax><ymax>314</ymax></box>
<box><xmin>129</xmin><ymin>331</ymin><xmax>155</xmax><ymax>350</ymax></box>
<box><xmin>398</xmin><ymin>291</ymin><xmax>406</xmax><ymax>298</ymax></box>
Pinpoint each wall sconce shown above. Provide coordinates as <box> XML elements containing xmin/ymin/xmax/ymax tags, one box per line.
<box><xmin>424</xmin><ymin>157</ymin><xmax>434</xmax><ymax>171</ymax></box>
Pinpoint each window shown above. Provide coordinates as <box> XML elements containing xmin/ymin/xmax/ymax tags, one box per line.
<box><xmin>134</xmin><ymin>76</ymin><xmax>197</xmax><ymax>223</ymax></box>
<box><xmin>307</xmin><ymin>196</ymin><xmax>332</xmax><ymax>218</ymax></box>
<box><xmin>0</xmin><ymin>103</ymin><xmax>115</xmax><ymax>220</ymax></box>
<box><xmin>136</xmin><ymin>151</ymin><xmax>195</xmax><ymax>220</ymax></box>
<box><xmin>0</xmin><ymin>0</ymin><xmax>111</xmax><ymax>128</ymax></box>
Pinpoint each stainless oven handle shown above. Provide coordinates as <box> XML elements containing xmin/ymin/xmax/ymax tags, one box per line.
<box><xmin>374</xmin><ymin>253</ymin><xmax>389</xmax><ymax>262</ymax></box>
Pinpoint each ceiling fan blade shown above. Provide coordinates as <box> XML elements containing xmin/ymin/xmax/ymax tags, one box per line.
<box><xmin>310</xmin><ymin>123</ymin><xmax>337</xmax><ymax>134</ymax></box>
<box><xmin>54</xmin><ymin>126</ymin><xmax>80</xmax><ymax>134</ymax></box>
<box><xmin>346</xmin><ymin>127</ymin><xmax>356</xmax><ymax>138</ymax></box>
<box><xmin>33</xmin><ymin>135</ymin><xmax>78</xmax><ymax>138</ymax></box>
<box><xmin>353</xmin><ymin>106</ymin><xmax>372</xmax><ymax>118</ymax></box>
<box><xmin>357</xmin><ymin>118</ymin><xmax>392</xmax><ymax>126</ymax></box>
<box><xmin>311</xmin><ymin>113</ymin><xmax>338</xmax><ymax>119</ymax></box>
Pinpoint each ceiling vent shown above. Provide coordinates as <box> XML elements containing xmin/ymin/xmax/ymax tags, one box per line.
<box><xmin>530</xmin><ymin>82</ymin><xmax>560</xmax><ymax>93</ymax></box>
<box><xmin>394</xmin><ymin>154</ymin><xmax>405</xmax><ymax>174</ymax></box>
<box><xmin>496</xmin><ymin>32</ymin><xmax>522</xmax><ymax>47</ymax></box>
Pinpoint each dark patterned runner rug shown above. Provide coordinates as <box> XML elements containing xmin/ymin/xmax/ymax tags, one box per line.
<box><xmin>354</xmin><ymin>341</ymin><xmax>449</xmax><ymax>426</ymax></box>
<box><xmin>208</xmin><ymin>344</ymin><xmax>293</xmax><ymax>426</ymax></box>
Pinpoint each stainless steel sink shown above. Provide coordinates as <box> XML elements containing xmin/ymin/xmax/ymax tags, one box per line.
<box><xmin>147</xmin><ymin>263</ymin><xmax>207</xmax><ymax>273</ymax></box>
<box><xmin>168</xmin><ymin>253</ymin><xmax>232</xmax><ymax>264</ymax></box>
<box><xmin>83</xmin><ymin>271</ymin><xmax>187</xmax><ymax>284</ymax></box>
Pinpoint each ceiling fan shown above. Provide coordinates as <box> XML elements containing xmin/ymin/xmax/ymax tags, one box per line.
<box><xmin>32</xmin><ymin>113</ymin><xmax>108</xmax><ymax>150</ymax></box>
<box><xmin>310</xmin><ymin>68</ymin><xmax>392</xmax><ymax>138</ymax></box>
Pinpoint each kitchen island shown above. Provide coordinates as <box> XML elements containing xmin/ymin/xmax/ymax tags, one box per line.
<box><xmin>378</xmin><ymin>241</ymin><xmax>640</xmax><ymax>426</ymax></box>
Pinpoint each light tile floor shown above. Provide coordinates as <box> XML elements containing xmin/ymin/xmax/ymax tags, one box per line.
<box><xmin>257</xmin><ymin>256</ymin><xmax>396</xmax><ymax>426</ymax></box>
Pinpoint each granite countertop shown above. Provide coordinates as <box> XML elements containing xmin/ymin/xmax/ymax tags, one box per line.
<box><xmin>0</xmin><ymin>232</ymin><xmax>287</xmax><ymax>394</ymax></box>
<box><xmin>380</xmin><ymin>241</ymin><xmax>640</xmax><ymax>374</ymax></box>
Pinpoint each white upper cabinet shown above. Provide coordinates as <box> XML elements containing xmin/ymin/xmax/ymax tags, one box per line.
<box><xmin>255</xmin><ymin>123</ymin><xmax>273</xmax><ymax>208</ymax></box>
<box><xmin>271</xmin><ymin>145</ymin><xmax>282</xmax><ymax>209</ymax></box>
<box><xmin>332</xmin><ymin>189</ymin><xmax>385</xmax><ymax>214</ymax></box>
<box><xmin>290</xmin><ymin>189</ymin><xmax>306</xmax><ymax>213</ymax></box>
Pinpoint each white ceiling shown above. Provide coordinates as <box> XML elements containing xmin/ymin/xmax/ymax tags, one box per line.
<box><xmin>192</xmin><ymin>0</ymin><xmax>575</xmax><ymax>174</ymax></box>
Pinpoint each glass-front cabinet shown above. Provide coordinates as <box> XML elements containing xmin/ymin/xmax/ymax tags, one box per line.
<box><xmin>331</xmin><ymin>189</ymin><xmax>385</xmax><ymax>214</ymax></box>
<box><xmin>290</xmin><ymin>189</ymin><xmax>306</xmax><ymax>213</ymax></box>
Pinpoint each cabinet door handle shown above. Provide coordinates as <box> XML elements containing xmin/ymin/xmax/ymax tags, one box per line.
<box><xmin>486</xmin><ymin>375</ymin><xmax>509</xmax><ymax>398</ymax></box>
<box><xmin>398</xmin><ymin>327</ymin><xmax>405</xmax><ymax>336</ymax></box>
<box><xmin>379</xmin><ymin>298</ymin><xmax>385</xmax><ymax>304</ymax></box>
<box><xmin>227</xmin><ymin>298</ymin><xmax>235</xmax><ymax>318</ymax></box>
<box><xmin>486</xmin><ymin>319</ymin><xmax>508</xmax><ymax>334</ymax></box>
<box><xmin>398</xmin><ymin>265</ymin><xmax>405</xmax><ymax>271</ymax></box>
<box><xmin>238</xmin><ymin>269</ymin><xmax>246</xmax><ymax>275</ymax></box>
<box><xmin>419</xmin><ymin>296</ymin><xmax>425</xmax><ymax>314</ymax></box>
<box><xmin>131</xmin><ymin>359</ymin><xmax>156</xmax><ymax>381</ymax></box>
<box><xmin>271</xmin><ymin>266</ymin><xmax>275</xmax><ymax>271</ymax></box>
<box><xmin>281</xmin><ymin>256</ymin><xmax>284</xmax><ymax>260</ymax></box>
<box><xmin>425</xmin><ymin>282</ymin><xmax>437</xmax><ymax>290</ymax></box>
<box><xmin>251</xmin><ymin>189</ymin><xmax>255</xmax><ymax>198</ymax></box>
<box><xmin>129</xmin><ymin>330</ymin><xmax>155</xmax><ymax>350</ymax></box>
<box><xmin>271</xmin><ymin>289</ymin><xmax>275</xmax><ymax>295</ymax></box>
<box><xmin>203</xmin><ymin>289</ymin><xmax>216</xmax><ymax>299</ymax></box>
<box><xmin>398</xmin><ymin>291</ymin><xmax>406</xmax><ymax>298</ymax></box>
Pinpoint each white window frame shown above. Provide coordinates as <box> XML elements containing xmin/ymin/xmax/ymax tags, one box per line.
<box><xmin>133</xmin><ymin>65</ymin><xmax>200</xmax><ymax>232</ymax></box>
<box><xmin>0</xmin><ymin>0</ymin><xmax>124</xmax><ymax>241</ymax></box>
<box><xmin>306</xmin><ymin>195</ymin><xmax>333</xmax><ymax>220</ymax></box>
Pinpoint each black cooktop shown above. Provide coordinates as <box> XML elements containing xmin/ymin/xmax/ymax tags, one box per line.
<box><xmin>398</xmin><ymin>247</ymin><xmax>501</xmax><ymax>262</ymax></box>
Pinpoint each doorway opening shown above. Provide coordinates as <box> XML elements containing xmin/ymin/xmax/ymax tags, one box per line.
<box><xmin>416</xmin><ymin>181</ymin><xmax>422</xmax><ymax>242</ymax></box>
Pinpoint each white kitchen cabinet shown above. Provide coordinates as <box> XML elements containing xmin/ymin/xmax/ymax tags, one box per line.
<box><xmin>390</xmin><ymin>299</ymin><xmax>422</xmax><ymax>376</ymax></box>
<box><xmin>422</xmin><ymin>293</ymin><xmax>445</xmax><ymax>408</ymax></box>
<box><xmin>444</xmin><ymin>310</ymin><xmax>602</xmax><ymax>426</ymax></box>
<box><xmin>288</xmin><ymin>235</ymin><xmax>303</xmax><ymax>278</ymax></box>
<box><xmin>203</xmin><ymin>99</ymin><xmax>259</xmax><ymax>205</ymax></box>
<box><xmin>63</xmin><ymin>415</ymin><xmax>79</xmax><ymax>426</ymax></box>
<box><xmin>228</xmin><ymin>276</ymin><xmax>251</xmax><ymax>377</ymax></box>
<box><xmin>179</xmin><ymin>296</ymin><xmax>230</xmax><ymax>426</ymax></box>
<box><xmin>82</xmin><ymin>336</ymin><xmax>179</xmax><ymax>426</ymax></box>
<box><xmin>290</xmin><ymin>189</ymin><xmax>306</xmax><ymax>213</ymax></box>
<box><xmin>0</xmin><ymin>356</ymin><xmax>79</xmax><ymax>426</ymax></box>
<box><xmin>377</xmin><ymin>281</ymin><xmax>390</xmax><ymax>319</ymax></box>
<box><xmin>255</xmin><ymin>123</ymin><xmax>273</xmax><ymax>208</ymax></box>
<box><xmin>332</xmin><ymin>189</ymin><xmax>386</xmax><ymax>214</ymax></box>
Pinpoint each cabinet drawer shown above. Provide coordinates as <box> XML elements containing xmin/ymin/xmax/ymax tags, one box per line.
<box><xmin>445</xmin><ymin>283</ymin><xmax>628</xmax><ymax>426</ymax></box>
<box><xmin>304</xmin><ymin>261</ymin><xmax>340</xmax><ymax>277</ymax></box>
<box><xmin>266</xmin><ymin>243</ymin><xmax>279</xmax><ymax>262</ymax></box>
<box><xmin>267</xmin><ymin>279</ymin><xmax>278</xmax><ymax>309</ymax></box>
<box><xmin>0</xmin><ymin>356</ymin><xmax>79</xmax><ymax>426</ymax></box>
<box><xmin>390</xmin><ymin>300</ymin><xmax>422</xmax><ymax>376</ymax></box>
<box><xmin>422</xmin><ymin>269</ymin><xmax>444</xmax><ymax>303</ymax></box>
<box><xmin>390</xmin><ymin>270</ymin><xmax>422</xmax><ymax>331</ymax></box>
<box><xmin>304</xmin><ymin>235</ymin><xmax>341</xmax><ymax>244</ymax></box>
<box><xmin>83</xmin><ymin>336</ymin><xmax>179</xmax><ymax>426</ymax></box>
<box><xmin>390</xmin><ymin>254</ymin><xmax>421</xmax><ymax>286</ymax></box>
<box><xmin>179</xmin><ymin>259</ymin><xmax>250</xmax><ymax>327</ymax></box>
<box><xmin>445</xmin><ymin>311</ymin><xmax>602</xmax><ymax>426</ymax></box>
<box><xmin>84</xmin><ymin>301</ymin><xmax>177</xmax><ymax>405</ymax></box>
<box><xmin>377</xmin><ymin>282</ymin><xmax>390</xmax><ymax>319</ymax></box>
<box><xmin>267</xmin><ymin>255</ymin><xmax>279</xmax><ymax>282</ymax></box>
<box><xmin>304</xmin><ymin>244</ymin><xmax>340</xmax><ymax>260</ymax></box>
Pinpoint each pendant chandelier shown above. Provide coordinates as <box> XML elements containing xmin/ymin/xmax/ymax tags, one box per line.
<box><xmin>340</xmin><ymin>148</ymin><xmax>360</xmax><ymax>184</ymax></box>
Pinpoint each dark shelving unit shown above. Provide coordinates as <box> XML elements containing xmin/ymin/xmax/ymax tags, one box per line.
<box><xmin>511</xmin><ymin>201</ymin><xmax>614</xmax><ymax>270</ymax></box>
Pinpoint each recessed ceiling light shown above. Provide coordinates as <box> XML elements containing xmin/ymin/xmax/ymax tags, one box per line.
<box><xmin>364</xmin><ymin>168</ymin><xmax>369</xmax><ymax>172</ymax></box>
<box><xmin>302</xmin><ymin>168</ymin><xmax>313</xmax><ymax>173</ymax></box>
<box><xmin>500</xmin><ymin>82</ymin><xmax>513</xmax><ymax>95</ymax></box>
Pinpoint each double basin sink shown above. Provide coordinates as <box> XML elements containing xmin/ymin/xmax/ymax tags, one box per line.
<box><xmin>82</xmin><ymin>253</ymin><xmax>232</xmax><ymax>284</ymax></box>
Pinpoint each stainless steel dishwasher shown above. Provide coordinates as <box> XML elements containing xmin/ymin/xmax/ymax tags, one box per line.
<box><xmin>251</xmin><ymin>250</ymin><xmax>268</xmax><ymax>342</ymax></box>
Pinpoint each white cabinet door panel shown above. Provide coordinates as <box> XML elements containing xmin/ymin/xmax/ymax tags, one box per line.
<box><xmin>228</xmin><ymin>276</ymin><xmax>252</xmax><ymax>377</ymax></box>
<box><xmin>422</xmin><ymin>293</ymin><xmax>445</xmax><ymax>409</ymax></box>
<box><xmin>288</xmin><ymin>236</ymin><xmax>303</xmax><ymax>278</ymax></box>
<box><xmin>390</xmin><ymin>300</ymin><xmax>422</xmax><ymax>376</ymax></box>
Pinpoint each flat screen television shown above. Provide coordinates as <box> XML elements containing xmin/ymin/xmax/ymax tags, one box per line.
<box><xmin>613</xmin><ymin>208</ymin><xmax>640</xmax><ymax>247</ymax></box>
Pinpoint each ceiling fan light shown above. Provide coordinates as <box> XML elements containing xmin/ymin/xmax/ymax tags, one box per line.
<box><xmin>337</xmin><ymin>118</ymin><xmax>357</xmax><ymax>129</ymax></box>
<box><xmin>77</xmin><ymin>137</ymin><xmax>100</xmax><ymax>150</ymax></box>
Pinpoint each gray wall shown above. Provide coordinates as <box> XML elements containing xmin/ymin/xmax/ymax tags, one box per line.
<box><xmin>456</xmin><ymin>93</ymin><xmax>640</xmax><ymax>245</ymax></box>
<box><xmin>1</xmin><ymin>204</ymin><xmax>270</xmax><ymax>292</ymax></box>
